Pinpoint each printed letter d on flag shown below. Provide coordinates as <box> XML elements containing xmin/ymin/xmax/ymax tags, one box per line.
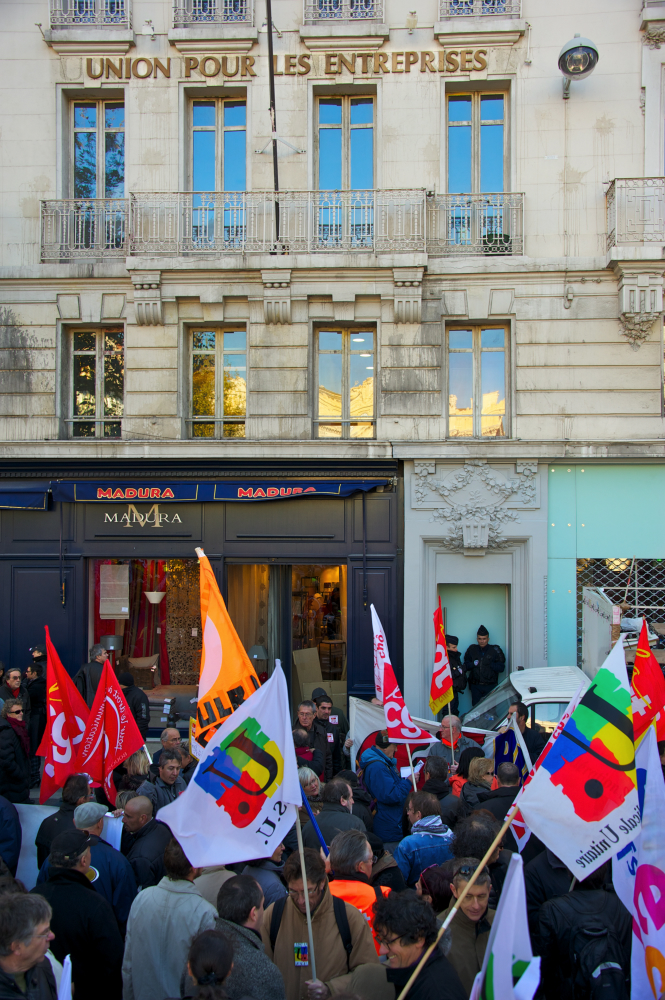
<box><xmin>38</xmin><ymin>626</ymin><xmax>90</xmax><ymax>804</ymax></box>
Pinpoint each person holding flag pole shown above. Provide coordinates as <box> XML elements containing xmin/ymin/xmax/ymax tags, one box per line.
<box><xmin>430</xmin><ymin>598</ymin><xmax>455</xmax><ymax>766</ymax></box>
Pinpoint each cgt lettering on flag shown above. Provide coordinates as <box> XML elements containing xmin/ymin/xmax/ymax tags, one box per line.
<box><xmin>195</xmin><ymin>716</ymin><xmax>284</xmax><ymax>827</ymax></box>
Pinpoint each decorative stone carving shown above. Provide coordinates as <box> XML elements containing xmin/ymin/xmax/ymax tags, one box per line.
<box><xmin>262</xmin><ymin>269</ymin><xmax>291</xmax><ymax>325</ymax></box>
<box><xmin>643</xmin><ymin>25</ymin><xmax>665</xmax><ymax>49</ymax></box>
<box><xmin>393</xmin><ymin>267</ymin><xmax>423</xmax><ymax>324</ymax></box>
<box><xmin>413</xmin><ymin>460</ymin><xmax>539</xmax><ymax>555</ymax></box>
<box><xmin>131</xmin><ymin>272</ymin><xmax>162</xmax><ymax>326</ymax></box>
<box><xmin>614</xmin><ymin>266</ymin><xmax>664</xmax><ymax>351</ymax></box>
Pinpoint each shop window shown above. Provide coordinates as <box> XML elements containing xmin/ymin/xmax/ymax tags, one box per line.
<box><xmin>447</xmin><ymin>325</ymin><xmax>507</xmax><ymax>438</ymax></box>
<box><xmin>73</xmin><ymin>100</ymin><xmax>125</xmax><ymax>198</ymax></box>
<box><xmin>190</xmin><ymin>328</ymin><xmax>246</xmax><ymax>438</ymax></box>
<box><xmin>71</xmin><ymin>327</ymin><xmax>124</xmax><ymax>438</ymax></box>
<box><xmin>317</xmin><ymin>96</ymin><xmax>374</xmax><ymax>191</ymax></box>
<box><xmin>447</xmin><ymin>92</ymin><xmax>506</xmax><ymax>194</ymax></box>
<box><xmin>315</xmin><ymin>328</ymin><xmax>375</xmax><ymax>439</ymax></box>
<box><xmin>191</xmin><ymin>99</ymin><xmax>246</xmax><ymax>192</ymax></box>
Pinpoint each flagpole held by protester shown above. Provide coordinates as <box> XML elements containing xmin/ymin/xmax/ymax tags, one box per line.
<box><xmin>405</xmin><ymin>743</ymin><xmax>418</xmax><ymax>792</ymax></box>
<box><xmin>295</xmin><ymin>811</ymin><xmax>317</xmax><ymax>983</ymax></box>
<box><xmin>430</xmin><ymin>598</ymin><xmax>455</xmax><ymax>764</ymax></box>
<box><xmin>396</xmin><ymin>803</ymin><xmax>520</xmax><ymax>1000</ymax></box>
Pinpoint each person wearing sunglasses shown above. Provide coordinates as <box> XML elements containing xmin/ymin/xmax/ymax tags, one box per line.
<box><xmin>0</xmin><ymin>698</ymin><xmax>31</xmax><ymax>803</ymax></box>
<box><xmin>373</xmin><ymin>889</ymin><xmax>465</xmax><ymax>1000</ymax></box>
<box><xmin>440</xmin><ymin>858</ymin><xmax>495</xmax><ymax>996</ymax></box>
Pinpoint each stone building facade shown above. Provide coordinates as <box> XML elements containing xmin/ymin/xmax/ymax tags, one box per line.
<box><xmin>1</xmin><ymin>0</ymin><xmax>665</xmax><ymax>715</ymax></box>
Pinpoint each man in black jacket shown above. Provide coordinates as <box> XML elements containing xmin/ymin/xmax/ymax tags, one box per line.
<box><xmin>474</xmin><ymin>762</ymin><xmax>520</xmax><ymax>850</ymax></box>
<box><xmin>312</xmin><ymin>689</ymin><xmax>345</xmax><ymax>775</ymax></box>
<box><xmin>120</xmin><ymin>794</ymin><xmax>172</xmax><ymax>889</ymax></box>
<box><xmin>26</xmin><ymin>661</ymin><xmax>47</xmax><ymax>788</ymax></box>
<box><xmin>301</xmin><ymin>779</ymin><xmax>365</xmax><ymax>849</ymax></box>
<box><xmin>507</xmin><ymin>701</ymin><xmax>547</xmax><ymax>763</ymax></box>
<box><xmin>293</xmin><ymin>701</ymin><xmax>332</xmax><ymax>780</ymax></box>
<box><xmin>463</xmin><ymin>626</ymin><xmax>506</xmax><ymax>705</ymax></box>
<box><xmin>421</xmin><ymin>757</ymin><xmax>464</xmax><ymax>831</ymax></box>
<box><xmin>117</xmin><ymin>673</ymin><xmax>150</xmax><ymax>739</ymax></box>
<box><xmin>524</xmin><ymin>847</ymin><xmax>575</xmax><ymax>952</ymax></box>
<box><xmin>445</xmin><ymin>635</ymin><xmax>466</xmax><ymax>716</ymax></box>
<box><xmin>0</xmin><ymin>894</ymin><xmax>57</xmax><ymax>1000</ymax></box>
<box><xmin>0</xmin><ymin>796</ymin><xmax>21</xmax><ymax>876</ymax></box>
<box><xmin>336</xmin><ymin>769</ymin><xmax>373</xmax><ymax>831</ymax></box>
<box><xmin>374</xmin><ymin>890</ymin><xmax>466</xmax><ymax>1000</ymax></box>
<box><xmin>30</xmin><ymin>830</ymin><xmax>123</xmax><ymax>1000</ymax></box>
<box><xmin>35</xmin><ymin>773</ymin><xmax>93</xmax><ymax>868</ymax></box>
<box><xmin>73</xmin><ymin>644</ymin><xmax>107</xmax><ymax>708</ymax></box>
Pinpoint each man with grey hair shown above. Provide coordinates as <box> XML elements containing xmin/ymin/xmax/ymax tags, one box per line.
<box><xmin>327</xmin><ymin>829</ymin><xmax>390</xmax><ymax>948</ymax></box>
<box><xmin>427</xmin><ymin>715</ymin><xmax>477</xmax><ymax>772</ymax></box>
<box><xmin>152</xmin><ymin>727</ymin><xmax>181</xmax><ymax>768</ymax></box>
<box><xmin>293</xmin><ymin>700</ymin><xmax>331</xmax><ymax>780</ymax></box>
<box><xmin>0</xmin><ymin>893</ymin><xmax>57</xmax><ymax>1000</ymax></box>
<box><xmin>73</xmin><ymin>644</ymin><xmax>108</xmax><ymax>708</ymax></box>
<box><xmin>30</xmin><ymin>830</ymin><xmax>124</xmax><ymax>1000</ymax></box>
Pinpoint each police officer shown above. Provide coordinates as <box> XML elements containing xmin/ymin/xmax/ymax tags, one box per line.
<box><xmin>463</xmin><ymin>626</ymin><xmax>506</xmax><ymax>706</ymax></box>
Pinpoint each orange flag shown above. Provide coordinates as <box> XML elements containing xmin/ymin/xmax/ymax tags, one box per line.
<box><xmin>193</xmin><ymin>548</ymin><xmax>260</xmax><ymax>750</ymax></box>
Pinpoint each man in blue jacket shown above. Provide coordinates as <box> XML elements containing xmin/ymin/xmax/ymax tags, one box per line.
<box><xmin>359</xmin><ymin>732</ymin><xmax>412</xmax><ymax>851</ymax></box>
<box><xmin>37</xmin><ymin>802</ymin><xmax>137</xmax><ymax>935</ymax></box>
<box><xmin>393</xmin><ymin>791</ymin><xmax>453</xmax><ymax>888</ymax></box>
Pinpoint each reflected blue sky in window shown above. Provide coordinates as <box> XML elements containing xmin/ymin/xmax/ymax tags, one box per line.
<box><xmin>449</xmin><ymin>353</ymin><xmax>473</xmax><ymax>409</ymax></box>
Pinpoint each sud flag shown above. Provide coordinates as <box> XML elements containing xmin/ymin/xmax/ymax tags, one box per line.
<box><xmin>194</xmin><ymin>548</ymin><xmax>260</xmax><ymax>750</ymax></box>
<box><xmin>470</xmin><ymin>853</ymin><xmax>540</xmax><ymax>1000</ymax></box>
<box><xmin>494</xmin><ymin>718</ymin><xmax>530</xmax><ymax>783</ymax></box>
<box><xmin>74</xmin><ymin>662</ymin><xmax>144</xmax><ymax>805</ymax></box>
<box><xmin>518</xmin><ymin>641</ymin><xmax>639</xmax><ymax>876</ymax></box>
<box><xmin>430</xmin><ymin>598</ymin><xmax>453</xmax><ymax>715</ymax></box>
<box><xmin>613</xmin><ymin>726</ymin><xmax>665</xmax><ymax>1000</ymax></box>
<box><xmin>371</xmin><ymin>604</ymin><xmax>388</xmax><ymax>703</ymax></box>
<box><xmin>631</xmin><ymin>619</ymin><xmax>665</xmax><ymax>743</ymax></box>
<box><xmin>38</xmin><ymin>627</ymin><xmax>89</xmax><ymax>804</ymax></box>
<box><xmin>158</xmin><ymin>664</ymin><xmax>301</xmax><ymax>866</ymax></box>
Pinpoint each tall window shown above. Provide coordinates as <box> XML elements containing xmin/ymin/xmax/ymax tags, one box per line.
<box><xmin>191</xmin><ymin>329</ymin><xmax>246</xmax><ymax>438</ymax></box>
<box><xmin>447</xmin><ymin>326</ymin><xmax>507</xmax><ymax>438</ymax></box>
<box><xmin>71</xmin><ymin>328</ymin><xmax>124</xmax><ymax>438</ymax></box>
<box><xmin>317</xmin><ymin>96</ymin><xmax>374</xmax><ymax>190</ymax></box>
<box><xmin>316</xmin><ymin>328</ymin><xmax>375</xmax><ymax>438</ymax></box>
<box><xmin>191</xmin><ymin>99</ymin><xmax>246</xmax><ymax>191</ymax></box>
<box><xmin>447</xmin><ymin>93</ymin><xmax>505</xmax><ymax>193</ymax></box>
<box><xmin>73</xmin><ymin>101</ymin><xmax>125</xmax><ymax>198</ymax></box>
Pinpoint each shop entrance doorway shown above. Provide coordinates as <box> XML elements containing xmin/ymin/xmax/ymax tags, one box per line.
<box><xmin>226</xmin><ymin>562</ymin><xmax>348</xmax><ymax>708</ymax></box>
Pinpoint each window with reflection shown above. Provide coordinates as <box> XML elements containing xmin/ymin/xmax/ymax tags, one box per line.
<box><xmin>71</xmin><ymin>328</ymin><xmax>124</xmax><ymax>438</ymax></box>
<box><xmin>316</xmin><ymin>328</ymin><xmax>375</xmax><ymax>439</ymax></box>
<box><xmin>448</xmin><ymin>326</ymin><xmax>507</xmax><ymax>438</ymax></box>
<box><xmin>191</xmin><ymin>329</ymin><xmax>246</xmax><ymax>438</ymax></box>
<box><xmin>190</xmin><ymin>99</ymin><xmax>246</xmax><ymax>246</ymax></box>
<box><xmin>447</xmin><ymin>92</ymin><xmax>505</xmax><ymax>193</ymax></box>
<box><xmin>73</xmin><ymin>101</ymin><xmax>125</xmax><ymax>198</ymax></box>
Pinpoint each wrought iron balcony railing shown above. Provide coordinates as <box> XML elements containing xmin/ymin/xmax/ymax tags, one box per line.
<box><xmin>303</xmin><ymin>0</ymin><xmax>383</xmax><ymax>22</ymax></box>
<box><xmin>41</xmin><ymin>199</ymin><xmax>129</xmax><ymax>260</ymax></box>
<box><xmin>49</xmin><ymin>0</ymin><xmax>131</xmax><ymax>28</ymax></box>
<box><xmin>606</xmin><ymin>178</ymin><xmax>665</xmax><ymax>249</ymax></box>
<box><xmin>439</xmin><ymin>0</ymin><xmax>521</xmax><ymax>15</ymax></box>
<box><xmin>129</xmin><ymin>190</ymin><xmax>425</xmax><ymax>254</ymax></box>
<box><xmin>173</xmin><ymin>0</ymin><xmax>253</xmax><ymax>27</ymax></box>
<box><xmin>427</xmin><ymin>192</ymin><xmax>523</xmax><ymax>256</ymax></box>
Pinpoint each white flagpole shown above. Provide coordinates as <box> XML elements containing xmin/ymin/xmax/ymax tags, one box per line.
<box><xmin>142</xmin><ymin>743</ymin><xmax>153</xmax><ymax>764</ymax></box>
<box><xmin>295</xmin><ymin>812</ymin><xmax>317</xmax><ymax>982</ymax></box>
<box><xmin>405</xmin><ymin>743</ymin><xmax>417</xmax><ymax>792</ymax></box>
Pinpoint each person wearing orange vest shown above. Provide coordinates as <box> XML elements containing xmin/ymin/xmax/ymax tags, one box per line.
<box><xmin>327</xmin><ymin>829</ymin><xmax>390</xmax><ymax>954</ymax></box>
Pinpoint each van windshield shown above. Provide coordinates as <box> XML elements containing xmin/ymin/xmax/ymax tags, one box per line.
<box><xmin>461</xmin><ymin>677</ymin><xmax>520</xmax><ymax>732</ymax></box>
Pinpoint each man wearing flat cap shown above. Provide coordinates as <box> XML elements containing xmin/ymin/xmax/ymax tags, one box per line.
<box><xmin>30</xmin><ymin>829</ymin><xmax>124</xmax><ymax>1000</ymax></box>
<box><xmin>463</xmin><ymin>626</ymin><xmax>506</xmax><ymax>706</ymax></box>
<box><xmin>36</xmin><ymin>801</ymin><xmax>137</xmax><ymax>935</ymax></box>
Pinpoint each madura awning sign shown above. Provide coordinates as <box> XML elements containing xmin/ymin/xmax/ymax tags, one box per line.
<box><xmin>50</xmin><ymin>480</ymin><xmax>387</xmax><ymax>503</ymax></box>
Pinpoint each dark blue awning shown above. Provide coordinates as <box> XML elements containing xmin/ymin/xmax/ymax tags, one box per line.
<box><xmin>50</xmin><ymin>480</ymin><xmax>388</xmax><ymax>503</ymax></box>
<box><xmin>0</xmin><ymin>488</ymin><xmax>49</xmax><ymax>510</ymax></box>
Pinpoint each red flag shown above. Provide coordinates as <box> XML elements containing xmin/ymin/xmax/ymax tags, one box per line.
<box><xmin>430</xmin><ymin>598</ymin><xmax>453</xmax><ymax>715</ymax></box>
<box><xmin>74</xmin><ymin>662</ymin><xmax>144</xmax><ymax>805</ymax></box>
<box><xmin>37</xmin><ymin>627</ymin><xmax>90</xmax><ymax>804</ymax></box>
<box><xmin>631</xmin><ymin>619</ymin><xmax>665</xmax><ymax>742</ymax></box>
<box><xmin>383</xmin><ymin>663</ymin><xmax>436</xmax><ymax>746</ymax></box>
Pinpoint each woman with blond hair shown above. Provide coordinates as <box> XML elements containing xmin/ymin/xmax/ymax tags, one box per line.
<box><xmin>459</xmin><ymin>756</ymin><xmax>494</xmax><ymax>815</ymax></box>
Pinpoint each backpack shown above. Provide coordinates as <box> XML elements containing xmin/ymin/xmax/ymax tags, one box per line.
<box><xmin>269</xmin><ymin>894</ymin><xmax>354</xmax><ymax>969</ymax></box>
<box><xmin>568</xmin><ymin>914</ymin><xmax>628</xmax><ymax>1000</ymax></box>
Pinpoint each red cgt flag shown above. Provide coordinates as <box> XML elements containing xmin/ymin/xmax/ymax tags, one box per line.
<box><xmin>631</xmin><ymin>619</ymin><xmax>665</xmax><ymax>742</ymax></box>
<box><xmin>383</xmin><ymin>663</ymin><xmax>437</xmax><ymax>746</ymax></box>
<box><xmin>38</xmin><ymin>627</ymin><xmax>90</xmax><ymax>804</ymax></box>
<box><xmin>74</xmin><ymin>662</ymin><xmax>144</xmax><ymax>805</ymax></box>
<box><xmin>430</xmin><ymin>597</ymin><xmax>454</xmax><ymax>716</ymax></box>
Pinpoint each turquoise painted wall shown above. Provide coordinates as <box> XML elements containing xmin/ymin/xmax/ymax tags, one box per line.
<box><xmin>547</xmin><ymin>464</ymin><xmax>665</xmax><ymax>666</ymax></box>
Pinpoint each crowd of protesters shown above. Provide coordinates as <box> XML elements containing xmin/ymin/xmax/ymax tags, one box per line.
<box><xmin>0</xmin><ymin>675</ymin><xmax>635</xmax><ymax>1000</ymax></box>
